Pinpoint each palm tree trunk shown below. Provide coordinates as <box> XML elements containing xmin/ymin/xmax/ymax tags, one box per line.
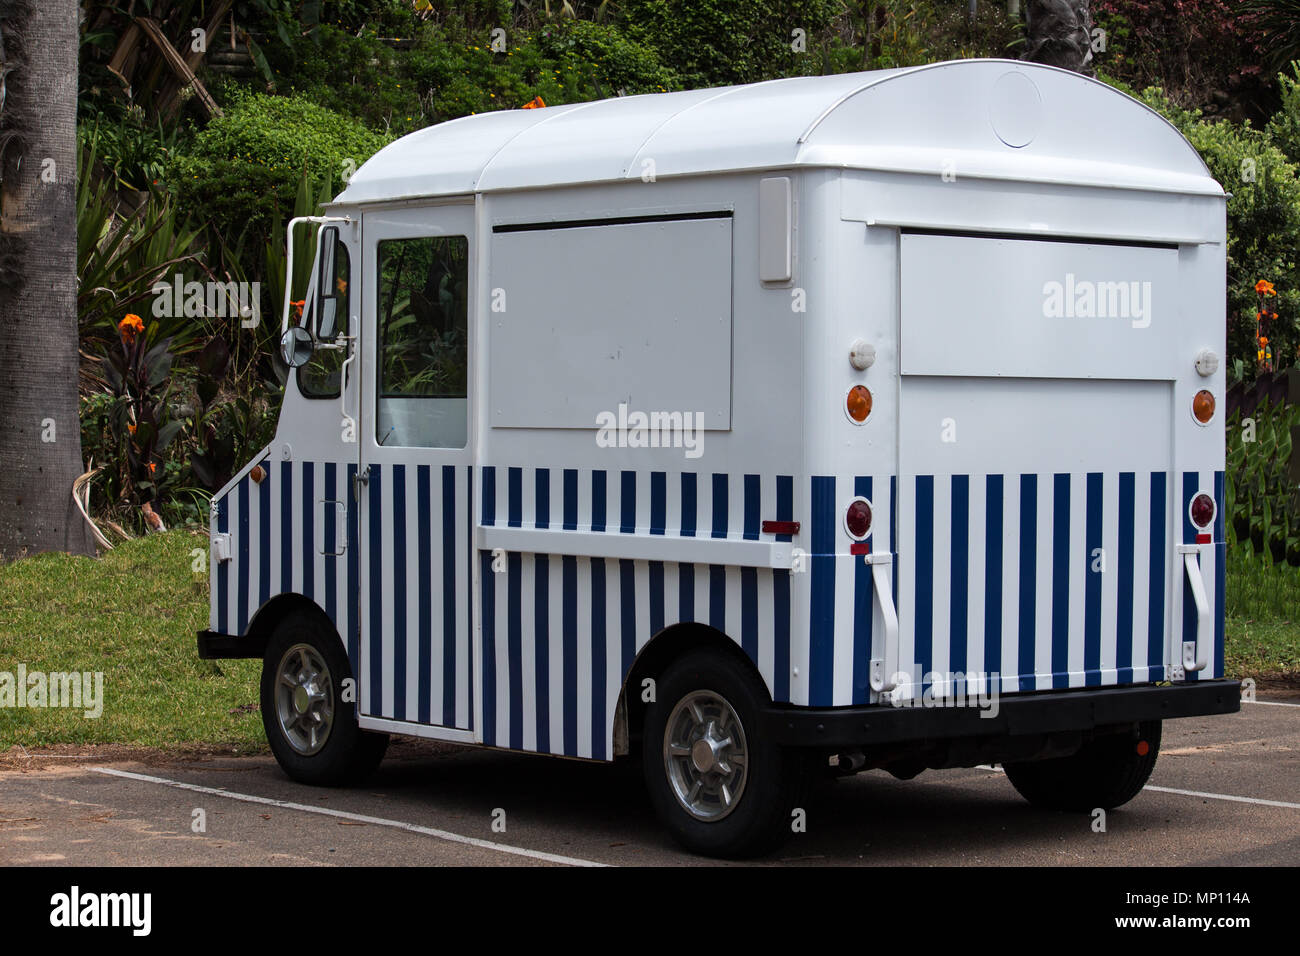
<box><xmin>1023</xmin><ymin>0</ymin><xmax>1094</xmax><ymax>75</ymax></box>
<box><xmin>0</xmin><ymin>0</ymin><xmax>93</xmax><ymax>560</ymax></box>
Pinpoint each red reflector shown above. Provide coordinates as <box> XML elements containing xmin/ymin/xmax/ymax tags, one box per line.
<box><xmin>1136</xmin><ymin>740</ymin><xmax>1150</xmax><ymax>757</ymax></box>
<box><xmin>849</xmin><ymin>541</ymin><xmax>870</xmax><ymax>555</ymax></box>
<box><xmin>762</xmin><ymin>520</ymin><xmax>800</xmax><ymax>535</ymax></box>
<box><xmin>1196</xmin><ymin>532</ymin><xmax>1212</xmax><ymax>544</ymax></box>
<box><xmin>1190</xmin><ymin>492</ymin><xmax>1216</xmax><ymax>530</ymax></box>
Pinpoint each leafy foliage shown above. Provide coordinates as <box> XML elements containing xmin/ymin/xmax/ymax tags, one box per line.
<box><xmin>1226</xmin><ymin>398</ymin><xmax>1300</xmax><ymax>566</ymax></box>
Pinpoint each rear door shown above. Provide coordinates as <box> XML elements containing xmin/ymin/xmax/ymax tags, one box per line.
<box><xmin>893</xmin><ymin>231</ymin><xmax>1192</xmax><ymax>701</ymax></box>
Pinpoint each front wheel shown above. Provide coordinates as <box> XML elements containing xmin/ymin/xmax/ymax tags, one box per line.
<box><xmin>1004</xmin><ymin>720</ymin><xmax>1162</xmax><ymax>812</ymax></box>
<box><xmin>642</xmin><ymin>648</ymin><xmax>805</xmax><ymax>858</ymax></box>
<box><xmin>260</xmin><ymin>613</ymin><xmax>388</xmax><ymax>786</ymax></box>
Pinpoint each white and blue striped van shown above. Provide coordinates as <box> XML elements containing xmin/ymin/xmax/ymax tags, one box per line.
<box><xmin>199</xmin><ymin>59</ymin><xmax>1241</xmax><ymax>857</ymax></box>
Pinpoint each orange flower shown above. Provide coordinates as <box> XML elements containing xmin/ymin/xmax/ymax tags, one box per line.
<box><xmin>1255</xmin><ymin>279</ymin><xmax>1276</xmax><ymax>296</ymax></box>
<box><xmin>336</xmin><ymin>278</ymin><xmax>348</xmax><ymax>295</ymax></box>
<box><xmin>119</xmin><ymin>313</ymin><xmax>144</xmax><ymax>344</ymax></box>
<box><xmin>127</xmin><ymin>423</ymin><xmax>136</xmax><ymax>435</ymax></box>
<box><xmin>291</xmin><ymin>299</ymin><xmax>306</xmax><ymax>319</ymax></box>
<box><xmin>1261</xmin><ymin>336</ymin><xmax>1269</xmax><ymax>345</ymax></box>
<box><xmin>147</xmin><ymin>462</ymin><xmax>157</xmax><ymax>475</ymax></box>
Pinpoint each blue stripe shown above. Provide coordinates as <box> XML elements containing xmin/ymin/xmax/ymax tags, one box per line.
<box><xmin>681</xmin><ymin>473</ymin><xmax>697</xmax><ymax>537</ymax></box>
<box><xmin>915</xmin><ymin>476</ymin><xmax>935</xmax><ymax>692</ymax></box>
<box><xmin>562</xmin><ymin>469</ymin><xmax>578</xmax><ymax>530</ymax></box>
<box><xmin>774</xmin><ymin>569</ymin><xmax>791</xmax><ymax>702</ymax></box>
<box><xmin>741</xmin><ymin>566</ymin><xmax>758</xmax><ymax>665</ymax></box>
<box><xmin>853</xmin><ymin>475</ymin><xmax>872</xmax><ymax>704</ymax></box>
<box><xmin>679</xmin><ymin>562</ymin><xmax>695</xmax><ymax>622</ymax></box>
<box><xmin>534</xmin><ymin>553</ymin><xmax>550</xmax><ymax>751</ymax></box>
<box><xmin>1116</xmin><ymin>472</ymin><xmax>1136</xmax><ymax>684</ymax></box>
<box><xmin>481</xmin><ymin>466</ymin><xmax>496</xmax><ymax>525</ymax></box>
<box><xmin>301</xmin><ymin>462</ymin><xmax>314</xmax><ymax>602</ymax></box>
<box><xmin>743</xmin><ymin>474</ymin><xmax>760</xmax><ymax>540</ymax></box>
<box><xmin>237</xmin><ymin>473</ymin><xmax>249</xmax><ymax>632</ymax></box>
<box><xmin>417</xmin><ymin>465</ymin><xmax>432</xmax><ymax>725</ymax></box>
<box><xmin>347</xmin><ymin>463</ymin><xmax>359</xmax><ymax>671</ymax></box>
<box><xmin>392</xmin><ymin>464</ymin><xmax>407</xmax><ymax>719</ymax></box>
<box><xmin>621</xmin><ymin>471</ymin><xmax>636</xmax><ymax>534</ymax></box>
<box><xmin>950</xmin><ymin>474</ymin><xmax>969</xmax><ymax>683</ymax></box>
<box><xmin>649</xmin><ymin>561</ymin><xmax>665</xmax><ymax>636</ymax></box>
<box><xmin>650</xmin><ymin>472</ymin><xmax>666</xmax><ymax>535</ymax></box>
<box><xmin>620</xmin><ymin>559</ymin><xmax>636</xmax><ymax>675</ymax></box>
<box><xmin>776</xmin><ymin>475</ymin><xmax>793</xmax><ymax>542</ymax></box>
<box><xmin>258</xmin><ymin>470</ymin><xmax>271</xmax><ymax>609</ymax></box>
<box><xmin>1017</xmin><ymin>474</ymin><xmax>1037</xmax><ymax>692</ymax></box>
<box><xmin>1215</xmin><ymin>470</ymin><xmax>1226</xmax><ymax>678</ymax></box>
<box><xmin>562</xmin><ymin>555</ymin><xmax>578</xmax><ymax>755</ymax></box>
<box><xmin>591</xmin><ymin>558</ymin><xmax>606</xmax><ymax>759</ymax></box>
<box><xmin>480</xmin><ymin>550</ymin><xmax>496</xmax><ymax>745</ymax></box>
<box><xmin>809</xmin><ymin>475</ymin><xmax>836</xmax><ymax>706</ymax></box>
<box><xmin>591</xmin><ymin>471</ymin><xmax>606</xmax><ymax>533</ymax></box>
<box><xmin>280</xmin><ymin>462</ymin><xmax>293</xmax><ymax>595</ymax></box>
<box><xmin>507</xmin><ymin>551</ymin><xmax>522</xmax><ymax>748</ymax></box>
<box><xmin>1051</xmin><ymin>473</ymin><xmax>1070</xmax><ymax>689</ymax></box>
<box><xmin>1181</xmin><ymin>471</ymin><xmax>1198</xmax><ymax>671</ymax></box>
<box><xmin>983</xmin><ymin>475</ymin><xmax>1003</xmax><ymax>686</ymax></box>
<box><xmin>324</xmin><ymin>463</ymin><xmax>337</xmax><ymax>628</ymax></box>
<box><xmin>507</xmin><ymin>467</ymin><xmax>522</xmax><ymax>528</ymax></box>
<box><xmin>1084</xmin><ymin>472</ymin><xmax>1103</xmax><ymax>686</ymax></box>
<box><xmin>709</xmin><ymin>565</ymin><xmax>725</xmax><ymax>631</ymax></box>
<box><xmin>711</xmin><ymin>474</ymin><xmax>727</xmax><ymax>539</ymax></box>
<box><xmin>535</xmin><ymin>468</ymin><xmax>550</xmax><ymax>529</ymax></box>
<box><xmin>216</xmin><ymin>492</ymin><xmax>229</xmax><ymax>635</ymax></box>
<box><xmin>1147</xmin><ymin>472</ymin><xmax>1166</xmax><ymax>680</ymax></box>
<box><xmin>441</xmin><ymin>465</ymin><xmax>457</xmax><ymax>727</ymax></box>
<box><xmin>367</xmin><ymin>465</ymin><xmax>383</xmax><ymax>715</ymax></box>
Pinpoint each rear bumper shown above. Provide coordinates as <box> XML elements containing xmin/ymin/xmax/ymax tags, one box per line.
<box><xmin>763</xmin><ymin>681</ymin><xmax>1241</xmax><ymax>749</ymax></box>
<box><xmin>197</xmin><ymin>629</ymin><xmax>261</xmax><ymax>660</ymax></box>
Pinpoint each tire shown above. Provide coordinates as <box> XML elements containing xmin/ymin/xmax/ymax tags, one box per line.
<box><xmin>260</xmin><ymin>613</ymin><xmax>388</xmax><ymax>786</ymax></box>
<box><xmin>642</xmin><ymin>648</ymin><xmax>805</xmax><ymax>858</ymax></box>
<box><xmin>1004</xmin><ymin>720</ymin><xmax>1161</xmax><ymax>812</ymax></box>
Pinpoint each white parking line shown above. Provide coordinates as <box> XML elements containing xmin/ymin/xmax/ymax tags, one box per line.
<box><xmin>92</xmin><ymin>767</ymin><xmax>608</xmax><ymax>867</ymax></box>
<box><xmin>975</xmin><ymin>765</ymin><xmax>1300</xmax><ymax>810</ymax></box>
<box><xmin>1245</xmin><ymin>699</ymin><xmax>1300</xmax><ymax>708</ymax></box>
<box><xmin>1142</xmin><ymin>786</ymin><xmax>1300</xmax><ymax>810</ymax></box>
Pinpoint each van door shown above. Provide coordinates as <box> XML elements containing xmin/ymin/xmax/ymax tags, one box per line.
<box><xmin>357</xmin><ymin>202</ymin><xmax>475</xmax><ymax>733</ymax></box>
<box><xmin>894</xmin><ymin>231</ymin><xmax>1185</xmax><ymax>701</ymax></box>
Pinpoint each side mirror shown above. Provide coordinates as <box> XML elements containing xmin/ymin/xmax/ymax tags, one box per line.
<box><xmin>280</xmin><ymin>325</ymin><xmax>316</xmax><ymax>368</ymax></box>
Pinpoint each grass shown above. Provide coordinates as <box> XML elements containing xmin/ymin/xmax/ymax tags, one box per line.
<box><xmin>0</xmin><ymin>532</ymin><xmax>1296</xmax><ymax>753</ymax></box>
<box><xmin>0</xmin><ymin>530</ymin><xmax>263</xmax><ymax>751</ymax></box>
<box><xmin>1225</xmin><ymin>542</ymin><xmax>1300</xmax><ymax>680</ymax></box>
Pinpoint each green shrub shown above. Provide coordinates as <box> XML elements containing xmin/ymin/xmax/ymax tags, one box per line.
<box><xmin>1266</xmin><ymin>61</ymin><xmax>1300</xmax><ymax>165</ymax></box>
<box><xmin>620</xmin><ymin>0</ymin><xmax>841</xmax><ymax>88</ymax></box>
<box><xmin>1111</xmin><ymin>81</ymin><xmax>1300</xmax><ymax>373</ymax></box>
<box><xmin>170</xmin><ymin>93</ymin><xmax>390</xmax><ymax>243</ymax></box>
<box><xmin>1226</xmin><ymin>398</ymin><xmax>1300</xmax><ymax>565</ymax></box>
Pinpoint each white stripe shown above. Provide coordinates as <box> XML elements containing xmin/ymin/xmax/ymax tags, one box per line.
<box><xmin>427</xmin><ymin>467</ymin><xmax>445</xmax><ymax>725</ymax></box>
<box><xmin>91</xmin><ymin>767</ymin><xmax>607</xmax><ymax>866</ymax></box>
<box><xmin>1066</xmin><ymin>472</ymin><xmax>1086</xmax><ymax>688</ymax></box>
<box><xmin>1143</xmin><ymin>785</ymin><xmax>1300</xmax><ymax>811</ymax></box>
<box><xmin>931</xmin><ymin>475</ymin><xmax>952</xmax><ymax>698</ymax></box>
<box><xmin>548</xmin><ymin>549</ymin><xmax>564</xmax><ymax>753</ymax></box>
<box><xmin>1000</xmin><ymin>475</ymin><xmax>1020</xmax><ymax>696</ymax></box>
<box><xmin>1034</xmin><ymin>473</ymin><xmax>1053</xmax><ymax>691</ymax></box>
<box><xmin>380</xmin><ymin>470</ymin><xmax>395</xmax><ymax>718</ymax></box>
<box><xmin>405</xmin><ymin>467</ymin><xmax>420</xmax><ymax>722</ymax></box>
<box><xmin>1245</xmin><ymin>698</ymin><xmax>1300</xmax><ymax>707</ymax></box>
<box><xmin>1099</xmin><ymin>471</ymin><xmax>1120</xmax><ymax>685</ymax></box>
<box><xmin>966</xmin><ymin>475</ymin><xmax>986</xmax><ymax>697</ymax></box>
<box><xmin>456</xmin><ymin>467</ymin><xmax>471</xmax><ymax>730</ymax></box>
<box><xmin>521</xmin><ymin>551</ymin><xmax>538</xmax><ymax>752</ymax></box>
<box><xmin>1132</xmin><ymin>472</ymin><xmax>1151</xmax><ymax>679</ymax></box>
<box><xmin>576</xmin><ymin>558</ymin><xmax>593</xmax><ymax>758</ymax></box>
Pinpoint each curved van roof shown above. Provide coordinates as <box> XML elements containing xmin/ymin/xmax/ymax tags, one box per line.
<box><xmin>336</xmin><ymin>58</ymin><xmax>1221</xmax><ymax>205</ymax></box>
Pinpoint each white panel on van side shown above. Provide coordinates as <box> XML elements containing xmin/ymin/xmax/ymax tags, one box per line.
<box><xmin>489</xmin><ymin>217</ymin><xmax>733</xmax><ymax>430</ymax></box>
<box><xmin>900</xmin><ymin>233</ymin><xmax>1181</xmax><ymax>380</ymax></box>
<box><xmin>758</xmin><ymin>177</ymin><xmax>792</xmax><ymax>282</ymax></box>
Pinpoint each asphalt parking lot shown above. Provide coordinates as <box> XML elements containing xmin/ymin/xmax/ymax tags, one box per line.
<box><xmin>2</xmin><ymin>694</ymin><xmax>1297</xmax><ymax>867</ymax></box>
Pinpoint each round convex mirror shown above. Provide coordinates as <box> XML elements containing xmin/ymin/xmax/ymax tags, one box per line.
<box><xmin>280</xmin><ymin>325</ymin><xmax>316</xmax><ymax>368</ymax></box>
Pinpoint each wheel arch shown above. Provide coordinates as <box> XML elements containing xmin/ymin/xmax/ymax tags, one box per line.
<box><xmin>246</xmin><ymin>594</ymin><xmax>344</xmax><ymax>661</ymax></box>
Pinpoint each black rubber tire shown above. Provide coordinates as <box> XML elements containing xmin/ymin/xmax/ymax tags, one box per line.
<box><xmin>260</xmin><ymin>614</ymin><xmax>388</xmax><ymax>786</ymax></box>
<box><xmin>1004</xmin><ymin>720</ymin><xmax>1162</xmax><ymax>812</ymax></box>
<box><xmin>642</xmin><ymin>648</ymin><xmax>806</xmax><ymax>858</ymax></box>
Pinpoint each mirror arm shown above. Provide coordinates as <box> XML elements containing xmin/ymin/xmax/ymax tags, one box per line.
<box><xmin>281</xmin><ymin>215</ymin><xmax>353</xmax><ymax>337</ymax></box>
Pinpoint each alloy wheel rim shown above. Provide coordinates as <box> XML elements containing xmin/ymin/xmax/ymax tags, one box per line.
<box><xmin>663</xmin><ymin>690</ymin><xmax>749</xmax><ymax>821</ymax></box>
<box><xmin>275</xmin><ymin>643</ymin><xmax>334</xmax><ymax>756</ymax></box>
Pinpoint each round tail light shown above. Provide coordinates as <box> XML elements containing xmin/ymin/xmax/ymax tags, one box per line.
<box><xmin>1190</xmin><ymin>492</ymin><xmax>1216</xmax><ymax>529</ymax></box>
<box><xmin>845</xmin><ymin>498</ymin><xmax>872</xmax><ymax>539</ymax></box>
<box><xmin>846</xmin><ymin>385</ymin><xmax>872</xmax><ymax>423</ymax></box>
<box><xmin>1192</xmin><ymin>390</ymin><xmax>1216</xmax><ymax>424</ymax></box>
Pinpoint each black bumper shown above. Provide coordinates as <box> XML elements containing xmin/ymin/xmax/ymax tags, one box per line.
<box><xmin>197</xmin><ymin>630</ymin><xmax>262</xmax><ymax>660</ymax></box>
<box><xmin>763</xmin><ymin>681</ymin><xmax>1241</xmax><ymax>749</ymax></box>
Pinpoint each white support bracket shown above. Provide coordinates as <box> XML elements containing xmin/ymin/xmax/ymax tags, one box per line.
<box><xmin>1176</xmin><ymin>544</ymin><xmax>1211</xmax><ymax>673</ymax></box>
<box><xmin>867</xmin><ymin>552</ymin><xmax>900</xmax><ymax>694</ymax></box>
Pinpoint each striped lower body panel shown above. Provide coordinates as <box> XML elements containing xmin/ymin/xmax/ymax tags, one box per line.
<box><xmin>881</xmin><ymin>469</ymin><xmax>1225</xmax><ymax>700</ymax></box>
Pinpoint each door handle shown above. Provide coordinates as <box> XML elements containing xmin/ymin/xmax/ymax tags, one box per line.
<box><xmin>352</xmin><ymin>465</ymin><xmax>370</xmax><ymax>501</ymax></box>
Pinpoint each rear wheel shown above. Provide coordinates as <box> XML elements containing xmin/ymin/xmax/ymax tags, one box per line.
<box><xmin>642</xmin><ymin>648</ymin><xmax>805</xmax><ymax>858</ymax></box>
<box><xmin>260</xmin><ymin>613</ymin><xmax>388</xmax><ymax>786</ymax></box>
<box><xmin>1004</xmin><ymin>720</ymin><xmax>1161</xmax><ymax>812</ymax></box>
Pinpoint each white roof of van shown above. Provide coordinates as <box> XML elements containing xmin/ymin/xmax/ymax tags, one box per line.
<box><xmin>336</xmin><ymin>58</ymin><xmax>1221</xmax><ymax>204</ymax></box>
